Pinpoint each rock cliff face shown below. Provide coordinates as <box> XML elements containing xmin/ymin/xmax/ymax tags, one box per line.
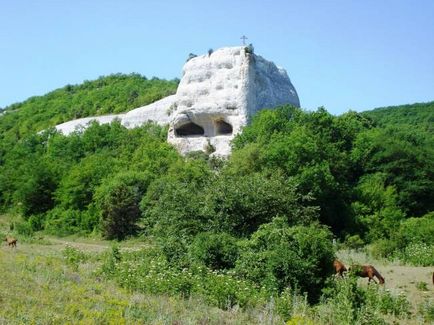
<box><xmin>168</xmin><ymin>46</ymin><xmax>299</xmax><ymax>156</ymax></box>
<box><xmin>55</xmin><ymin>46</ymin><xmax>299</xmax><ymax>156</ymax></box>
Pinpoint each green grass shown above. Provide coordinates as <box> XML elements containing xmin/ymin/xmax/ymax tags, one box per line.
<box><xmin>0</xmin><ymin>239</ymin><xmax>282</xmax><ymax>324</ymax></box>
<box><xmin>1</xmin><ymin>212</ymin><xmax>432</xmax><ymax>324</ymax></box>
<box><xmin>3</xmin><ymin>241</ymin><xmax>431</xmax><ymax>324</ymax></box>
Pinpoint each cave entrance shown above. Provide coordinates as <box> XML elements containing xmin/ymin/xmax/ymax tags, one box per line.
<box><xmin>215</xmin><ymin>120</ymin><xmax>233</xmax><ymax>135</ymax></box>
<box><xmin>175</xmin><ymin>122</ymin><xmax>204</xmax><ymax>137</ymax></box>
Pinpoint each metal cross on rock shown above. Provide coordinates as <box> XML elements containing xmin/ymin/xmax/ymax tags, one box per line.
<box><xmin>240</xmin><ymin>35</ymin><xmax>248</xmax><ymax>45</ymax></box>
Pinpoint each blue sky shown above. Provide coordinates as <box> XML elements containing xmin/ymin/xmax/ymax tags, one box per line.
<box><xmin>1</xmin><ymin>0</ymin><xmax>433</xmax><ymax>114</ymax></box>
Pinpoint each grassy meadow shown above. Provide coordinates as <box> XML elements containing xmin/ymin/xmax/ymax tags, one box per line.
<box><xmin>0</xmin><ymin>240</ymin><xmax>280</xmax><ymax>324</ymax></box>
<box><xmin>1</xmin><ymin>214</ymin><xmax>433</xmax><ymax>324</ymax></box>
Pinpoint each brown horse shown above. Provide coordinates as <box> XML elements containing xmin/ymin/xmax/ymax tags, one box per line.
<box><xmin>4</xmin><ymin>236</ymin><xmax>17</xmax><ymax>248</ymax></box>
<box><xmin>333</xmin><ymin>260</ymin><xmax>347</xmax><ymax>277</ymax></box>
<box><xmin>350</xmin><ymin>264</ymin><xmax>385</xmax><ymax>284</ymax></box>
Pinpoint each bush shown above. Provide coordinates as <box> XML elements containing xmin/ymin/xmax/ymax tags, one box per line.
<box><xmin>189</xmin><ymin>232</ymin><xmax>239</xmax><ymax>270</ymax></box>
<box><xmin>44</xmin><ymin>208</ymin><xmax>85</xmax><ymax>236</ymax></box>
<box><xmin>393</xmin><ymin>213</ymin><xmax>434</xmax><ymax>248</ymax></box>
<box><xmin>235</xmin><ymin>217</ymin><xmax>335</xmax><ymax>302</ymax></box>
<box><xmin>62</xmin><ymin>245</ymin><xmax>89</xmax><ymax>271</ymax></box>
<box><xmin>95</xmin><ymin>171</ymin><xmax>151</xmax><ymax>240</ymax></box>
<box><xmin>13</xmin><ymin>220</ymin><xmax>34</xmax><ymax>237</ymax></box>
<box><xmin>316</xmin><ymin>276</ymin><xmax>411</xmax><ymax>324</ymax></box>
<box><xmin>140</xmin><ymin>159</ymin><xmax>212</xmax><ymax>240</ymax></box>
<box><xmin>369</xmin><ymin>239</ymin><xmax>399</xmax><ymax>259</ymax></box>
<box><xmin>396</xmin><ymin>242</ymin><xmax>434</xmax><ymax>266</ymax></box>
<box><xmin>344</xmin><ymin>234</ymin><xmax>365</xmax><ymax>250</ymax></box>
<box><xmin>27</xmin><ymin>214</ymin><xmax>45</xmax><ymax>231</ymax></box>
<box><xmin>99</xmin><ymin>246</ymin><xmax>269</xmax><ymax>310</ymax></box>
<box><xmin>205</xmin><ymin>172</ymin><xmax>318</xmax><ymax>236</ymax></box>
<box><xmin>100</xmin><ymin>244</ymin><xmax>121</xmax><ymax>276</ymax></box>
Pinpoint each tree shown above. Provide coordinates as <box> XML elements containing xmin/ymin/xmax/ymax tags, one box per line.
<box><xmin>96</xmin><ymin>171</ymin><xmax>151</xmax><ymax>240</ymax></box>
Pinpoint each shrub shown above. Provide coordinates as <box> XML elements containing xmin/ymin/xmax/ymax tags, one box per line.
<box><xmin>189</xmin><ymin>232</ymin><xmax>239</xmax><ymax>270</ymax></box>
<box><xmin>316</xmin><ymin>276</ymin><xmax>368</xmax><ymax>324</ymax></box>
<box><xmin>393</xmin><ymin>213</ymin><xmax>434</xmax><ymax>248</ymax></box>
<box><xmin>140</xmin><ymin>159</ymin><xmax>212</xmax><ymax>240</ymax></box>
<box><xmin>159</xmin><ymin>235</ymin><xmax>190</xmax><ymax>266</ymax></box>
<box><xmin>13</xmin><ymin>220</ymin><xmax>34</xmax><ymax>237</ymax></box>
<box><xmin>44</xmin><ymin>208</ymin><xmax>84</xmax><ymax>236</ymax></box>
<box><xmin>396</xmin><ymin>242</ymin><xmax>434</xmax><ymax>266</ymax></box>
<box><xmin>95</xmin><ymin>171</ymin><xmax>151</xmax><ymax>240</ymax></box>
<box><xmin>369</xmin><ymin>239</ymin><xmax>399</xmax><ymax>259</ymax></box>
<box><xmin>344</xmin><ymin>234</ymin><xmax>365</xmax><ymax>250</ymax></box>
<box><xmin>62</xmin><ymin>245</ymin><xmax>88</xmax><ymax>271</ymax></box>
<box><xmin>99</xmin><ymin>246</ymin><xmax>269</xmax><ymax>310</ymax></box>
<box><xmin>12</xmin><ymin>160</ymin><xmax>57</xmax><ymax>217</ymax></box>
<box><xmin>205</xmin><ymin>172</ymin><xmax>318</xmax><ymax>236</ymax></box>
<box><xmin>100</xmin><ymin>244</ymin><xmax>121</xmax><ymax>276</ymax></box>
<box><xmin>316</xmin><ymin>276</ymin><xmax>411</xmax><ymax>324</ymax></box>
<box><xmin>27</xmin><ymin>214</ymin><xmax>45</xmax><ymax>231</ymax></box>
<box><xmin>235</xmin><ymin>217</ymin><xmax>335</xmax><ymax>302</ymax></box>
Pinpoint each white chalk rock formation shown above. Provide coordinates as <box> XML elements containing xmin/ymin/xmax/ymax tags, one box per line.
<box><xmin>167</xmin><ymin>46</ymin><xmax>299</xmax><ymax>156</ymax></box>
<box><xmin>54</xmin><ymin>46</ymin><xmax>299</xmax><ymax>156</ymax></box>
<box><xmin>55</xmin><ymin>95</ymin><xmax>176</xmax><ymax>135</ymax></box>
<box><xmin>122</xmin><ymin>95</ymin><xmax>176</xmax><ymax>128</ymax></box>
<box><xmin>55</xmin><ymin>114</ymin><xmax>125</xmax><ymax>135</ymax></box>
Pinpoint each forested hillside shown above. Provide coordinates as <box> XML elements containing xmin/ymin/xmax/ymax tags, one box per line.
<box><xmin>0</xmin><ymin>77</ymin><xmax>433</xmax><ymax>322</ymax></box>
<box><xmin>0</xmin><ymin>73</ymin><xmax>178</xmax><ymax>138</ymax></box>
<box><xmin>362</xmin><ymin>101</ymin><xmax>434</xmax><ymax>131</ymax></box>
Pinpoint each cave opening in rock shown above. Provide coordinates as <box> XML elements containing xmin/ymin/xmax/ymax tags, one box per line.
<box><xmin>175</xmin><ymin>122</ymin><xmax>205</xmax><ymax>137</ymax></box>
<box><xmin>215</xmin><ymin>120</ymin><xmax>233</xmax><ymax>135</ymax></box>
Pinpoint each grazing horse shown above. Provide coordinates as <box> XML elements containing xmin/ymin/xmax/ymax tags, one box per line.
<box><xmin>350</xmin><ymin>264</ymin><xmax>385</xmax><ymax>284</ymax></box>
<box><xmin>4</xmin><ymin>236</ymin><xmax>17</xmax><ymax>248</ymax></box>
<box><xmin>333</xmin><ymin>260</ymin><xmax>347</xmax><ymax>277</ymax></box>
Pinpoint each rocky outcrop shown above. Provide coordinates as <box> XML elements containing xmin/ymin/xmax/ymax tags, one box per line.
<box><xmin>55</xmin><ymin>46</ymin><xmax>299</xmax><ymax>156</ymax></box>
<box><xmin>55</xmin><ymin>95</ymin><xmax>176</xmax><ymax>135</ymax></box>
<box><xmin>167</xmin><ymin>46</ymin><xmax>299</xmax><ymax>156</ymax></box>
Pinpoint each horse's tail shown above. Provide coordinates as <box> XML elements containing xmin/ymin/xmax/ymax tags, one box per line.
<box><xmin>372</xmin><ymin>266</ymin><xmax>385</xmax><ymax>284</ymax></box>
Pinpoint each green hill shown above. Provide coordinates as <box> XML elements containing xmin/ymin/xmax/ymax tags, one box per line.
<box><xmin>0</xmin><ymin>73</ymin><xmax>178</xmax><ymax>138</ymax></box>
<box><xmin>0</xmin><ymin>75</ymin><xmax>433</xmax><ymax>320</ymax></box>
<box><xmin>362</xmin><ymin>101</ymin><xmax>434</xmax><ymax>131</ymax></box>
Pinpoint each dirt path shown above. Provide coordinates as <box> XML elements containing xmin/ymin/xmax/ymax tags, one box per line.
<box><xmin>46</xmin><ymin>237</ymin><xmax>152</xmax><ymax>253</ymax></box>
<box><xmin>376</xmin><ymin>265</ymin><xmax>433</xmax><ymax>308</ymax></box>
<box><xmin>48</xmin><ymin>237</ymin><xmax>111</xmax><ymax>252</ymax></box>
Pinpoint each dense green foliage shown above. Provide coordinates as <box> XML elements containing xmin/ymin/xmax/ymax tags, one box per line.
<box><xmin>235</xmin><ymin>218</ymin><xmax>334</xmax><ymax>301</ymax></box>
<box><xmin>96</xmin><ymin>171</ymin><xmax>152</xmax><ymax>240</ymax></box>
<box><xmin>0</xmin><ymin>75</ymin><xmax>433</xmax><ymax>315</ymax></box>
<box><xmin>0</xmin><ymin>73</ymin><xmax>178</xmax><ymax>138</ymax></box>
<box><xmin>362</xmin><ymin>101</ymin><xmax>434</xmax><ymax>131</ymax></box>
